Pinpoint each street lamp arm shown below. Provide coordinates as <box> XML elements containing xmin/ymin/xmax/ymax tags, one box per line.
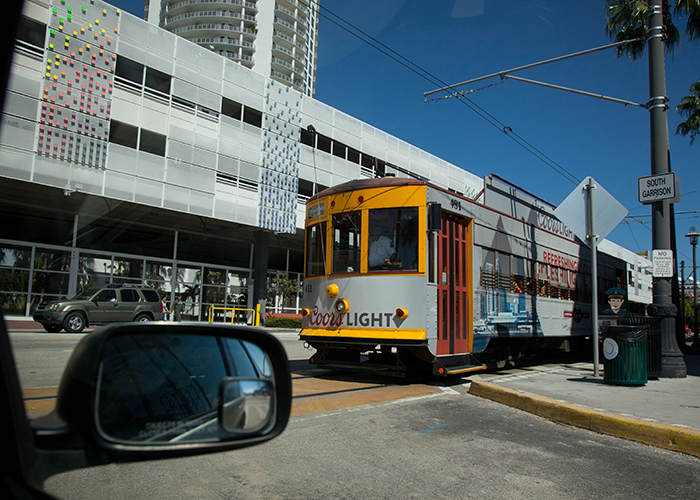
<box><xmin>423</xmin><ymin>37</ymin><xmax>645</xmax><ymax>99</ymax></box>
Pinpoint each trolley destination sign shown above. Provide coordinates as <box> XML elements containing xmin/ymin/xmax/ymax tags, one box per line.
<box><xmin>638</xmin><ymin>172</ymin><xmax>676</xmax><ymax>204</ymax></box>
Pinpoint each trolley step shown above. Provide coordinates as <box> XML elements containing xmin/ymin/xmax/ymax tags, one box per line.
<box><xmin>433</xmin><ymin>354</ymin><xmax>486</xmax><ymax>376</ymax></box>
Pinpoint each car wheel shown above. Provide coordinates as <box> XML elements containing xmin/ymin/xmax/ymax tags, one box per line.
<box><xmin>63</xmin><ymin>312</ymin><xmax>86</xmax><ymax>333</ymax></box>
<box><xmin>135</xmin><ymin>313</ymin><xmax>151</xmax><ymax>322</ymax></box>
<box><xmin>43</xmin><ymin>324</ymin><xmax>63</xmax><ymax>333</ymax></box>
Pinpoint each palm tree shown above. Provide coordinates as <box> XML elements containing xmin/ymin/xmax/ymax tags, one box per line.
<box><xmin>676</xmin><ymin>79</ymin><xmax>700</xmax><ymax>143</ymax></box>
<box><xmin>606</xmin><ymin>1</ymin><xmax>699</xmax><ymax>56</ymax></box>
<box><xmin>605</xmin><ymin>1</ymin><xmax>700</xmax><ymax>143</ymax></box>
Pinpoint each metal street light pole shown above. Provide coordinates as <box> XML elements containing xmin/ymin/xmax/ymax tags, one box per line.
<box><xmin>680</xmin><ymin>260</ymin><xmax>685</xmax><ymax>343</ymax></box>
<box><xmin>686</xmin><ymin>228</ymin><xmax>699</xmax><ymax>349</ymax></box>
<box><xmin>647</xmin><ymin>1</ymin><xmax>686</xmax><ymax>377</ymax></box>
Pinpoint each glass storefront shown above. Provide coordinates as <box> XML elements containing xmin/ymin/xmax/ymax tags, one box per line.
<box><xmin>0</xmin><ymin>239</ymin><xmax>298</xmax><ymax>320</ymax></box>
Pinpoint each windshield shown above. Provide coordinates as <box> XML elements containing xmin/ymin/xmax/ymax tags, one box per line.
<box><xmin>368</xmin><ymin>208</ymin><xmax>419</xmax><ymax>272</ymax></box>
<box><xmin>71</xmin><ymin>288</ymin><xmax>100</xmax><ymax>301</ymax></box>
<box><xmin>332</xmin><ymin>211</ymin><xmax>361</xmax><ymax>274</ymax></box>
<box><xmin>3</xmin><ymin>0</ymin><xmax>698</xmax><ymax>498</ymax></box>
<box><xmin>305</xmin><ymin>222</ymin><xmax>327</xmax><ymax>278</ymax></box>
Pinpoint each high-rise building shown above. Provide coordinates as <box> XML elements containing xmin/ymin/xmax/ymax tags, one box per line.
<box><xmin>147</xmin><ymin>0</ymin><xmax>318</xmax><ymax>97</ymax></box>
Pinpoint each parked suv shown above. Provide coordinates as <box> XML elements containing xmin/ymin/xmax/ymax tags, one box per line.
<box><xmin>33</xmin><ymin>284</ymin><xmax>165</xmax><ymax>333</ymax></box>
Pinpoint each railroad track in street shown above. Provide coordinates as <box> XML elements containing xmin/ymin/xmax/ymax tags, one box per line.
<box><xmin>23</xmin><ymin>369</ymin><xmax>446</xmax><ymax>420</ymax></box>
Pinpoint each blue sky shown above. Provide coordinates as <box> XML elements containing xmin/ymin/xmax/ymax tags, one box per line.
<box><xmin>111</xmin><ymin>0</ymin><xmax>698</xmax><ymax>265</ymax></box>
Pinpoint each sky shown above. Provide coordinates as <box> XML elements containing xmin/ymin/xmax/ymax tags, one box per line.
<box><xmin>110</xmin><ymin>0</ymin><xmax>698</xmax><ymax>267</ymax></box>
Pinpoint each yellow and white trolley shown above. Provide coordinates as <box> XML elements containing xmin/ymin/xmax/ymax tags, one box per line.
<box><xmin>299</xmin><ymin>176</ymin><xmax>644</xmax><ymax>376</ymax></box>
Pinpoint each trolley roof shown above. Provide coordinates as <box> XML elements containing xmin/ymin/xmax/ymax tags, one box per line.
<box><xmin>309</xmin><ymin>177</ymin><xmax>426</xmax><ymax>204</ymax></box>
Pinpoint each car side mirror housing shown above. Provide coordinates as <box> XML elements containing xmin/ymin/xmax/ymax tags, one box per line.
<box><xmin>28</xmin><ymin>323</ymin><xmax>292</xmax><ymax>481</ymax></box>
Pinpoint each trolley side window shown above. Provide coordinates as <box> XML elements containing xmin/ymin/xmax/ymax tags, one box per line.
<box><xmin>368</xmin><ymin>208</ymin><xmax>419</xmax><ymax>272</ymax></box>
<box><xmin>305</xmin><ymin>222</ymin><xmax>327</xmax><ymax>277</ymax></box>
<box><xmin>332</xmin><ymin>212</ymin><xmax>362</xmax><ymax>274</ymax></box>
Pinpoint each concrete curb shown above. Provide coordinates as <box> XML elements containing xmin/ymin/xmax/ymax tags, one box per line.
<box><xmin>468</xmin><ymin>380</ymin><xmax>700</xmax><ymax>459</ymax></box>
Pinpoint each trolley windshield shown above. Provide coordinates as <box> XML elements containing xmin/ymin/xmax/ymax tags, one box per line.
<box><xmin>368</xmin><ymin>208</ymin><xmax>418</xmax><ymax>272</ymax></box>
<box><xmin>305</xmin><ymin>222</ymin><xmax>326</xmax><ymax>277</ymax></box>
<box><xmin>332</xmin><ymin>212</ymin><xmax>361</xmax><ymax>274</ymax></box>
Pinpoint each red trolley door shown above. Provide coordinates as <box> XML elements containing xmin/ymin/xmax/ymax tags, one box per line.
<box><xmin>436</xmin><ymin>214</ymin><xmax>471</xmax><ymax>356</ymax></box>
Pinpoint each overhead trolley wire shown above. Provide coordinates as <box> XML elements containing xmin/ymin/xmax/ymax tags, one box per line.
<box><xmin>311</xmin><ymin>1</ymin><xmax>581</xmax><ymax>185</ymax></box>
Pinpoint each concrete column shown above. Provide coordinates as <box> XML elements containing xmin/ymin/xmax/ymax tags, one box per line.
<box><xmin>253</xmin><ymin>230</ymin><xmax>270</xmax><ymax>325</ymax></box>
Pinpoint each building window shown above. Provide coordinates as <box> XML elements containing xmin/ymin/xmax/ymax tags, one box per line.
<box><xmin>242</xmin><ymin>106</ymin><xmax>262</xmax><ymax>128</ymax></box>
<box><xmin>115</xmin><ymin>57</ymin><xmax>144</xmax><ymax>86</ymax></box>
<box><xmin>139</xmin><ymin>129</ymin><xmax>166</xmax><ymax>157</ymax></box>
<box><xmin>109</xmin><ymin>121</ymin><xmax>138</xmax><ymax>149</ymax></box>
<box><xmin>316</xmin><ymin>134</ymin><xmax>331</xmax><ymax>153</ymax></box>
<box><xmin>221</xmin><ymin>97</ymin><xmax>242</xmax><ymax>120</ymax></box>
<box><xmin>145</xmin><ymin>67</ymin><xmax>171</xmax><ymax>94</ymax></box>
<box><xmin>300</xmin><ymin>127</ymin><xmax>315</xmax><ymax>147</ymax></box>
<box><xmin>332</xmin><ymin>141</ymin><xmax>346</xmax><ymax>159</ymax></box>
<box><xmin>18</xmin><ymin>16</ymin><xmax>46</xmax><ymax>48</ymax></box>
<box><xmin>347</xmin><ymin>147</ymin><xmax>360</xmax><ymax>164</ymax></box>
<box><xmin>361</xmin><ymin>153</ymin><xmax>375</xmax><ymax>170</ymax></box>
<box><xmin>298</xmin><ymin>179</ymin><xmax>313</xmax><ymax>201</ymax></box>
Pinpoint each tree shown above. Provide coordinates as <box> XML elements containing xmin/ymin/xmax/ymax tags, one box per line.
<box><xmin>605</xmin><ymin>1</ymin><xmax>700</xmax><ymax>143</ymax></box>
<box><xmin>676</xmin><ymin>79</ymin><xmax>700</xmax><ymax>143</ymax></box>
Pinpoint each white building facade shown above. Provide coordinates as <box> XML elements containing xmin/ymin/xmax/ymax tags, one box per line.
<box><xmin>148</xmin><ymin>0</ymin><xmax>318</xmax><ymax>97</ymax></box>
<box><xmin>0</xmin><ymin>0</ymin><xmax>482</xmax><ymax>320</ymax></box>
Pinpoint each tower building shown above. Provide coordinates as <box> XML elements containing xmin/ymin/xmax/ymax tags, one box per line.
<box><xmin>148</xmin><ymin>0</ymin><xmax>318</xmax><ymax>97</ymax></box>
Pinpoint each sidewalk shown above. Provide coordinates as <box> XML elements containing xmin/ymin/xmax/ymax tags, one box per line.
<box><xmin>4</xmin><ymin>317</ymin><xmax>301</xmax><ymax>337</ymax></box>
<box><xmin>5</xmin><ymin>316</ymin><xmax>50</xmax><ymax>330</ymax></box>
<box><xmin>467</xmin><ymin>355</ymin><xmax>700</xmax><ymax>458</ymax></box>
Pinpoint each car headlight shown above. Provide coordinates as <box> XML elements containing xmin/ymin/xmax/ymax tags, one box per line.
<box><xmin>49</xmin><ymin>303</ymin><xmax>59</xmax><ymax>311</ymax></box>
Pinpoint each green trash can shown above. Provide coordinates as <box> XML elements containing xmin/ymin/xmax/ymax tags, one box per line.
<box><xmin>601</xmin><ymin>325</ymin><xmax>648</xmax><ymax>386</ymax></box>
<box><xmin>618</xmin><ymin>316</ymin><xmax>662</xmax><ymax>380</ymax></box>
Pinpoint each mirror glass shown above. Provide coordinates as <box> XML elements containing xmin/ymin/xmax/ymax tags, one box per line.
<box><xmin>96</xmin><ymin>333</ymin><xmax>275</xmax><ymax>444</ymax></box>
<box><xmin>220</xmin><ymin>378</ymin><xmax>273</xmax><ymax>434</ymax></box>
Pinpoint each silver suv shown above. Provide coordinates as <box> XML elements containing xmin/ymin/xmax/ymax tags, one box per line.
<box><xmin>33</xmin><ymin>285</ymin><xmax>165</xmax><ymax>333</ymax></box>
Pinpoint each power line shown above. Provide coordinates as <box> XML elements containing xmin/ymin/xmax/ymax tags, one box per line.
<box><xmin>312</xmin><ymin>1</ymin><xmax>580</xmax><ymax>185</ymax></box>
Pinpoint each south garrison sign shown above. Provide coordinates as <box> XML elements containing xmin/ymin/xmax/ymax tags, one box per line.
<box><xmin>638</xmin><ymin>173</ymin><xmax>676</xmax><ymax>204</ymax></box>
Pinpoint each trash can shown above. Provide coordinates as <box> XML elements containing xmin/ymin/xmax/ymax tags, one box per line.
<box><xmin>601</xmin><ymin>325</ymin><xmax>648</xmax><ymax>386</ymax></box>
<box><xmin>618</xmin><ymin>317</ymin><xmax>662</xmax><ymax>380</ymax></box>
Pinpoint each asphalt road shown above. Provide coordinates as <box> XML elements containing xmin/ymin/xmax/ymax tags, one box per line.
<box><xmin>43</xmin><ymin>381</ymin><xmax>700</xmax><ymax>500</ymax></box>
<box><xmin>8</xmin><ymin>328</ymin><xmax>308</xmax><ymax>389</ymax></box>
<box><xmin>11</xmin><ymin>329</ymin><xmax>700</xmax><ymax>499</ymax></box>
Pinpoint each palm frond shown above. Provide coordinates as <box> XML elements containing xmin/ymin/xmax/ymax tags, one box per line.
<box><xmin>675</xmin><ymin>78</ymin><xmax>700</xmax><ymax>144</ymax></box>
<box><xmin>674</xmin><ymin>0</ymin><xmax>700</xmax><ymax>41</ymax></box>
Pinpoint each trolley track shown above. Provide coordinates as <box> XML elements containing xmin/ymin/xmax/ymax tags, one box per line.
<box><xmin>23</xmin><ymin>368</ymin><xmax>446</xmax><ymax>419</ymax></box>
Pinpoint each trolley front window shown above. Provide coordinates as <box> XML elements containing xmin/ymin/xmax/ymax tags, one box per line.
<box><xmin>305</xmin><ymin>222</ymin><xmax>327</xmax><ymax>277</ymax></box>
<box><xmin>368</xmin><ymin>208</ymin><xmax>418</xmax><ymax>271</ymax></box>
<box><xmin>332</xmin><ymin>212</ymin><xmax>362</xmax><ymax>274</ymax></box>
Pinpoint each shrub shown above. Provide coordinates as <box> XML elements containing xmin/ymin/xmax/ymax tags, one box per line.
<box><xmin>265</xmin><ymin>317</ymin><xmax>302</xmax><ymax>329</ymax></box>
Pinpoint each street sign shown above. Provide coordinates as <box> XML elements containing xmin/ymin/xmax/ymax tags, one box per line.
<box><xmin>652</xmin><ymin>249</ymin><xmax>674</xmax><ymax>278</ymax></box>
<box><xmin>638</xmin><ymin>173</ymin><xmax>676</xmax><ymax>204</ymax></box>
<box><xmin>554</xmin><ymin>176</ymin><xmax>628</xmax><ymax>248</ymax></box>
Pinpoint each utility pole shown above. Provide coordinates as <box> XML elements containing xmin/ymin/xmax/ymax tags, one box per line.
<box><xmin>647</xmin><ymin>1</ymin><xmax>686</xmax><ymax>377</ymax></box>
<box><xmin>686</xmin><ymin>228</ymin><xmax>699</xmax><ymax>349</ymax></box>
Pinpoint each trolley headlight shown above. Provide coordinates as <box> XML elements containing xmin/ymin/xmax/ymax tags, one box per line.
<box><xmin>334</xmin><ymin>298</ymin><xmax>350</xmax><ymax>315</ymax></box>
<box><xmin>395</xmin><ymin>308</ymin><xmax>409</xmax><ymax>319</ymax></box>
<box><xmin>326</xmin><ymin>283</ymin><xmax>339</xmax><ymax>299</ymax></box>
<box><xmin>301</xmin><ymin>308</ymin><xmax>311</xmax><ymax>317</ymax></box>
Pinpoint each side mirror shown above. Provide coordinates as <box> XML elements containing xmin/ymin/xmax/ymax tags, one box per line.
<box><xmin>29</xmin><ymin>323</ymin><xmax>292</xmax><ymax>480</ymax></box>
<box><xmin>428</xmin><ymin>203</ymin><xmax>442</xmax><ymax>232</ymax></box>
